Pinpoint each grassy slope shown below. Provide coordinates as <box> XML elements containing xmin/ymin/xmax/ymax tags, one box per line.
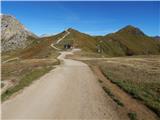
<box><xmin>1</xmin><ymin>36</ymin><xmax>38</xmax><ymax>61</ymax></box>
<box><xmin>55</xmin><ymin>28</ymin><xmax>98</xmax><ymax>52</ymax></box>
<box><xmin>99</xmin><ymin>26</ymin><xmax>160</xmax><ymax>56</ymax></box>
<box><xmin>95</xmin><ymin>36</ymin><xmax>126</xmax><ymax>56</ymax></box>
<box><xmin>99</xmin><ymin>56</ymin><xmax>160</xmax><ymax>116</ymax></box>
<box><xmin>55</xmin><ymin>26</ymin><xmax>160</xmax><ymax>57</ymax></box>
<box><xmin>2</xmin><ymin>32</ymin><xmax>65</xmax><ymax>60</ymax></box>
<box><xmin>19</xmin><ymin>32</ymin><xmax>65</xmax><ymax>59</ymax></box>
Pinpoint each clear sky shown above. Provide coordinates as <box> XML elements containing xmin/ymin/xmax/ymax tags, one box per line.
<box><xmin>1</xmin><ymin>1</ymin><xmax>160</xmax><ymax>36</ymax></box>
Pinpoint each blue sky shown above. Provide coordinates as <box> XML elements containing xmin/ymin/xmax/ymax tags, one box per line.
<box><xmin>2</xmin><ymin>1</ymin><xmax>160</xmax><ymax>36</ymax></box>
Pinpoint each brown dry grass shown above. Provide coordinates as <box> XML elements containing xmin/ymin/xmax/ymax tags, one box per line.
<box><xmin>1</xmin><ymin>58</ymin><xmax>59</xmax><ymax>101</ymax></box>
<box><xmin>98</xmin><ymin>56</ymin><xmax>160</xmax><ymax>116</ymax></box>
<box><xmin>2</xmin><ymin>58</ymin><xmax>59</xmax><ymax>81</ymax></box>
<box><xmin>76</xmin><ymin>55</ymin><xmax>160</xmax><ymax>119</ymax></box>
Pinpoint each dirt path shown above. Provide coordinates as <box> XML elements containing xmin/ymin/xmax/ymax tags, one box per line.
<box><xmin>56</xmin><ymin>30</ymin><xmax>70</xmax><ymax>44</ymax></box>
<box><xmin>50</xmin><ymin>30</ymin><xmax>70</xmax><ymax>51</ymax></box>
<box><xmin>2</xmin><ymin>57</ymin><xmax>19</xmax><ymax>64</ymax></box>
<box><xmin>2</xmin><ymin>50</ymin><xmax>121</xmax><ymax>119</ymax></box>
<box><xmin>91</xmin><ymin>66</ymin><xmax>159</xmax><ymax>120</ymax></box>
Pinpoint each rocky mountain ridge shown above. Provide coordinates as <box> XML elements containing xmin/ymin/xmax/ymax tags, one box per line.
<box><xmin>1</xmin><ymin>14</ymin><xmax>38</xmax><ymax>52</ymax></box>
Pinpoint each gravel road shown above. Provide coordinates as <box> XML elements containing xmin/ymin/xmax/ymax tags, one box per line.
<box><xmin>2</xmin><ymin>50</ymin><xmax>120</xmax><ymax>119</ymax></box>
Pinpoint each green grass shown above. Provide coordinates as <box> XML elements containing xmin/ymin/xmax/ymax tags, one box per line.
<box><xmin>128</xmin><ymin>112</ymin><xmax>137</xmax><ymax>120</ymax></box>
<box><xmin>102</xmin><ymin>86</ymin><xmax>124</xmax><ymax>107</ymax></box>
<box><xmin>1</xmin><ymin>67</ymin><xmax>52</xmax><ymax>101</ymax></box>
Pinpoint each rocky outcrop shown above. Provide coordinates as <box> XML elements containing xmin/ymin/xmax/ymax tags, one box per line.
<box><xmin>1</xmin><ymin>14</ymin><xmax>38</xmax><ymax>52</ymax></box>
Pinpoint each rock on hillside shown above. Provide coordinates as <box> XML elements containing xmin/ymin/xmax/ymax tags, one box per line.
<box><xmin>1</xmin><ymin>14</ymin><xmax>38</xmax><ymax>52</ymax></box>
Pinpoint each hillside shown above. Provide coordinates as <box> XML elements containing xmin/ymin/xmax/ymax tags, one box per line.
<box><xmin>1</xmin><ymin>14</ymin><xmax>159</xmax><ymax>58</ymax></box>
<box><xmin>54</xmin><ymin>28</ymin><xmax>98</xmax><ymax>52</ymax></box>
<box><xmin>18</xmin><ymin>32</ymin><xmax>65</xmax><ymax>59</ymax></box>
<box><xmin>53</xmin><ymin>26</ymin><xmax>160</xmax><ymax>57</ymax></box>
<box><xmin>1</xmin><ymin>14</ymin><xmax>38</xmax><ymax>52</ymax></box>
<box><xmin>95</xmin><ymin>25</ymin><xmax>160</xmax><ymax>56</ymax></box>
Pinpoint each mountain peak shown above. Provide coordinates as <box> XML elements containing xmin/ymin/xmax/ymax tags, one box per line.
<box><xmin>124</xmin><ymin>25</ymin><xmax>136</xmax><ymax>29</ymax></box>
<box><xmin>117</xmin><ymin>25</ymin><xmax>145</xmax><ymax>36</ymax></box>
<box><xmin>67</xmin><ymin>28</ymin><xmax>79</xmax><ymax>32</ymax></box>
<box><xmin>1</xmin><ymin>14</ymin><xmax>37</xmax><ymax>52</ymax></box>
